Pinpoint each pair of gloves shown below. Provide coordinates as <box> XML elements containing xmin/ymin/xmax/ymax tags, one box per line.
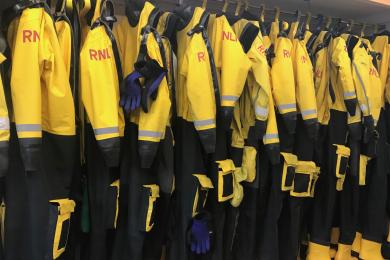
<box><xmin>120</xmin><ymin>58</ymin><xmax>165</xmax><ymax>113</ymax></box>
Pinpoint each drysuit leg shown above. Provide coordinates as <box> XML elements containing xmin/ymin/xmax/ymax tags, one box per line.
<box><xmin>308</xmin><ymin>110</ymin><xmax>348</xmax><ymax>259</ymax></box>
<box><xmin>166</xmin><ymin>118</ymin><xmax>209</xmax><ymax>260</ymax></box>
<box><xmin>4</xmin><ymin>126</ymin><xmax>29</xmax><ymax>260</ymax></box>
<box><xmin>85</xmin><ymin>125</ymin><xmax>117</xmax><ymax>260</ymax></box>
<box><xmin>359</xmin><ymin>111</ymin><xmax>388</xmax><ymax>260</ymax></box>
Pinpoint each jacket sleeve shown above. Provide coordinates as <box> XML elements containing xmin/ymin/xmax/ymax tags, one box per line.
<box><xmin>293</xmin><ymin>39</ymin><xmax>318</xmax><ymax>138</ymax></box>
<box><xmin>10</xmin><ymin>8</ymin><xmax>43</xmax><ymax>171</ymax></box>
<box><xmin>80</xmin><ymin>27</ymin><xmax>121</xmax><ymax>167</ymax></box>
<box><xmin>137</xmin><ymin>36</ymin><xmax>171</xmax><ymax>168</ymax></box>
<box><xmin>219</xmin><ymin>19</ymin><xmax>251</xmax><ymax>128</ymax></box>
<box><xmin>263</xmin><ymin>92</ymin><xmax>280</xmax><ymax>165</ymax></box>
<box><xmin>182</xmin><ymin>35</ymin><xmax>216</xmax><ymax>154</ymax></box>
<box><xmin>0</xmin><ymin>55</ymin><xmax>9</xmax><ymax>177</ymax></box>
<box><xmin>331</xmin><ymin>37</ymin><xmax>357</xmax><ymax>115</ymax></box>
<box><xmin>271</xmin><ymin>36</ymin><xmax>297</xmax><ymax>134</ymax></box>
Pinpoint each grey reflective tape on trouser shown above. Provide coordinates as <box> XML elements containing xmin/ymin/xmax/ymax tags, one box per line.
<box><xmin>194</xmin><ymin>119</ymin><xmax>215</xmax><ymax>128</ymax></box>
<box><xmin>94</xmin><ymin>127</ymin><xmax>119</xmax><ymax>135</ymax></box>
<box><xmin>0</xmin><ymin>117</ymin><xmax>9</xmax><ymax>130</ymax></box>
<box><xmin>139</xmin><ymin>130</ymin><xmax>163</xmax><ymax>138</ymax></box>
<box><xmin>16</xmin><ymin>124</ymin><xmax>41</xmax><ymax>132</ymax></box>
<box><xmin>221</xmin><ymin>95</ymin><xmax>239</xmax><ymax>102</ymax></box>
<box><xmin>278</xmin><ymin>103</ymin><xmax>296</xmax><ymax>111</ymax></box>
<box><xmin>263</xmin><ymin>133</ymin><xmax>279</xmax><ymax>140</ymax></box>
<box><xmin>255</xmin><ymin>105</ymin><xmax>268</xmax><ymax>117</ymax></box>
<box><xmin>301</xmin><ymin>109</ymin><xmax>317</xmax><ymax>117</ymax></box>
<box><xmin>343</xmin><ymin>91</ymin><xmax>356</xmax><ymax>98</ymax></box>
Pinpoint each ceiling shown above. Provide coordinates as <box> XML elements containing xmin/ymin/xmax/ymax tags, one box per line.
<box><xmin>114</xmin><ymin>0</ymin><xmax>390</xmax><ymax>28</ymax></box>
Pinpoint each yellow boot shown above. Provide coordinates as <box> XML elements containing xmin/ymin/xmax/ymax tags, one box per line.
<box><xmin>307</xmin><ymin>242</ymin><xmax>331</xmax><ymax>260</ymax></box>
<box><xmin>360</xmin><ymin>239</ymin><xmax>384</xmax><ymax>260</ymax></box>
<box><xmin>352</xmin><ymin>232</ymin><xmax>362</xmax><ymax>260</ymax></box>
<box><xmin>335</xmin><ymin>243</ymin><xmax>352</xmax><ymax>260</ymax></box>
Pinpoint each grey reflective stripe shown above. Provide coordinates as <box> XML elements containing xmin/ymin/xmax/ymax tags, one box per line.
<box><xmin>94</xmin><ymin>127</ymin><xmax>119</xmax><ymax>135</ymax></box>
<box><xmin>16</xmin><ymin>124</ymin><xmax>41</xmax><ymax>132</ymax></box>
<box><xmin>301</xmin><ymin>109</ymin><xmax>317</xmax><ymax>117</ymax></box>
<box><xmin>263</xmin><ymin>133</ymin><xmax>279</xmax><ymax>140</ymax></box>
<box><xmin>343</xmin><ymin>91</ymin><xmax>356</xmax><ymax>98</ymax></box>
<box><xmin>139</xmin><ymin>130</ymin><xmax>163</xmax><ymax>138</ymax></box>
<box><xmin>353</xmin><ymin>62</ymin><xmax>371</xmax><ymax>115</ymax></box>
<box><xmin>278</xmin><ymin>103</ymin><xmax>296</xmax><ymax>111</ymax></box>
<box><xmin>221</xmin><ymin>95</ymin><xmax>239</xmax><ymax>102</ymax></box>
<box><xmin>255</xmin><ymin>105</ymin><xmax>268</xmax><ymax>117</ymax></box>
<box><xmin>0</xmin><ymin>117</ymin><xmax>9</xmax><ymax>130</ymax></box>
<box><xmin>194</xmin><ymin>119</ymin><xmax>215</xmax><ymax>128</ymax></box>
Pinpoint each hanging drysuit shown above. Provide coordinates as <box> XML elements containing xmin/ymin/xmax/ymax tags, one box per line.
<box><xmin>6</xmin><ymin>2</ymin><xmax>76</xmax><ymax>259</ymax></box>
<box><xmin>112</xmin><ymin>2</ymin><xmax>172</xmax><ymax>259</ymax></box>
<box><xmin>79</xmin><ymin>0</ymin><xmax>124</xmax><ymax>259</ymax></box>
<box><xmin>259</xmin><ymin>19</ymin><xmax>299</xmax><ymax>260</ymax></box>
<box><xmin>307</xmin><ymin>31</ymin><xmax>357</xmax><ymax>260</ymax></box>
<box><xmin>229</xmin><ymin>19</ymin><xmax>274</xmax><ymax>260</ymax></box>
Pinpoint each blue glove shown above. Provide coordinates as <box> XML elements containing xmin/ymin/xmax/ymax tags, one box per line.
<box><xmin>141</xmin><ymin>71</ymin><xmax>165</xmax><ymax>113</ymax></box>
<box><xmin>120</xmin><ymin>71</ymin><xmax>143</xmax><ymax>113</ymax></box>
<box><xmin>189</xmin><ymin>218</ymin><xmax>211</xmax><ymax>254</ymax></box>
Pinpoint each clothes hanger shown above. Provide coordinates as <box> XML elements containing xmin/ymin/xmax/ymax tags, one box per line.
<box><xmin>305</xmin><ymin>12</ymin><xmax>311</xmax><ymax>31</ymax></box>
<box><xmin>274</xmin><ymin>6</ymin><xmax>280</xmax><ymax>22</ymax></box>
<box><xmin>234</xmin><ymin>0</ymin><xmax>242</xmax><ymax>17</ymax></box>
<box><xmin>347</xmin><ymin>19</ymin><xmax>354</xmax><ymax>33</ymax></box>
<box><xmin>258</xmin><ymin>4</ymin><xmax>267</xmax><ymax>35</ymax></box>
<box><xmin>360</xmin><ymin>23</ymin><xmax>366</xmax><ymax>37</ymax></box>
<box><xmin>295</xmin><ymin>9</ymin><xmax>301</xmax><ymax>23</ymax></box>
<box><xmin>222</xmin><ymin>0</ymin><xmax>229</xmax><ymax>13</ymax></box>
<box><xmin>325</xmin><ymin>16</ymin><xmax>332</xmax><ymax>30</ymax></box>
<box><xmin>202</xmin><ymin>0</ymin><xmax>207</xmax><ymax>9</ymax></box>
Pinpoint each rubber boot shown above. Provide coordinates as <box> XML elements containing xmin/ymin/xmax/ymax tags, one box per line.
<box><xmin>335</xmin><ymin>244</ymin><xmax>352</xmax><ymax>260</ymax></box>
<box><xmin>306</xmin><ymin>242</ymin><xmax>331</xmax><ymax>260</ymax></box>
<box><xmin>360</xmin><ymin>239</ymin><xmax>384</xmax><ymax>260</ymax></box>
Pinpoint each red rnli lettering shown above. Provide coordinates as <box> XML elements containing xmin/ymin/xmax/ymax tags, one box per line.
<box><xmin>23</xmin><ymin>30</ymin><xmax>40</xmax><ymax>43</ymax></box>
<box><xmin>257</xmin><ymin>45</ymin><xmax>265</xmax><ymax>55</ymax></box>
<box><xmin>369</xmin><ymin>67</ymin><xmax>379</xmax><ymax>78</ymax></box>
<box><xmin>89</xmin><ymin>48</ymin><xmax>111</xmax><ymax>60</ymax></box>
<box><xmin>222</xmin><ymin>31</ymin><xmax>237</xmax><ymax>42</ymax></box>
<box><xmin>301</xmin><ymin>55</ymin><xmax>308</xmax><ymax>63</ymax></box>
<box><xmin>197</xmin><ymin>52</ymin><xmax>205</xmax><ymax>62</ymax></box>
<box><xmin>283</xmin><ymin>49</ymin><xmax>290</xmax><ymax>58</ymax></box>
<box><xmin>315</xmin><ymin>69</ymin><xmax>322</xmax><ymax>78</ymax></box>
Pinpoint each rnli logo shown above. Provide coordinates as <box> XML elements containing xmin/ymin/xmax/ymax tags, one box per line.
<box><xmin>369</xmin><ymin>67</ymin><xmax>379</xmax><ymax>78</ymax></box>
<box><xmin>89</xmin><ymin>48</ymin><xmax>111</xmax><ymax>61</ymax></box>
<box><xmin>257</xmin><ymin>44</ymin><xmax>266</xmax><ymax>55</ymax></box>
<box><xmin>301</xmin><ymin>55</ymin><xmax>308</xmax><ymax>63</ymax></box>
<box><xmin>315</xmin><ymin>69</ymin><xmax>322</xmax><ymax>78</ymax></box>
<box><xmin>197</xmin><ymin>51</ymin><xmax>205</xmax><ymax>62</ymax></box>
<box><xmin>222</xmin><ymin>31</ymin><xmax>237</xmax><ymax>42</ymax></box>
<box><xmin>23</xmin><ymin>30</ymin><xmax>40</xmax><ymax>43</ymax></box>
<box><xmin>283</xmin><ymin>49</ymin><xmax>291</xmax><ymax>58</ymax></box>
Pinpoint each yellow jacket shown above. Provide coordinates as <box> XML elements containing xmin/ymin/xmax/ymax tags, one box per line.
<box><xmin>176</xmin><ymin>7</ymin><xmax>216</xmax><ymax>153</ymax></box>
<box><xmin>0</xmin><ymin>53</ymin><xmax>9</xmax><ymax>177</ymax></box>
<box><xmin>114</xmin><ymin>2</ymin><xmax>171</xmax><ymax>166</ymax></box>
<box><xmin>312</xmin><ymin>31</ymin><xmax>331</xmax><ymax>126</ymax></box>
<box><xmin>80</xmin><ymin>16</ymin><xmax>124</xmax><ymax>167</ymax></box>
<box><xmin>292</xmin><ymin>36</ymin><xmax>318</xmax><ymax>137</ymax></box>
<box><xmin>329</xmin><ymin>36</ymin><xmax>357</xmax><ymax>114</ymax></box>
<box><xmin>8</xmin><ymin>7</ymin><xmax>75</xmax><ymax>171</ymax></box>
<box><xmin>372</xmin><ymin>34</ymin><xmax>390</xmax><ymax>103</ymax></box>
<box><xmin>271</xmin><ymin>34</ymin><xmax>297</xmax><ymax>133</ymax></box>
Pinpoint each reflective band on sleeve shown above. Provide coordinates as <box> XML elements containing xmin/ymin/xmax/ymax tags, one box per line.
<box><xmin>0</xmin><ymin>117</ymin><xmax>9</xmax><ymax>130</ymax></box>
<box><xmin>263</xmin><ymin>133</ymin><xmax>279</xmax><ymax>140</ymax></box>
<box><xmin>221</xmin><ymin>95</ymin><xmax>239</xmax><ymax>102</ymax></box>
<box><xmin>16</xmin><ymin>124</ymin><xmax>41</xmax><ymax>132</ymax></box>
<box><xmin>94</xmin><ymin>127</ymin><xmax>119</xmax><ymax>135</ymax></box>
<box><xmin>352</xmin><ymin>62</ymin><xmax>370</xmax><ymax>114</ymax></box>
<box><xmin>255</xmin><ymin>105</ymin><xmax>268</xmax><ymax>117</ymax></box>
<box><xmin>194</xmin><ymin>119</ymin><xmax>215</xmax><ymax>128</ymax></box>
<box><xmin>139</xmin><ymin>130</ymin><xmax>163</xmax><ymax>138</ymax></box>
<box><xmin>278</xmin><ymin>103</ymin><xmax>296</xmax><ymax>111</ymax></box>
<box><xmin>343</xmin><ymin>91</ymin><xmax>356</xmax><ymax>98</ymax></box>
<box><xmin>301</xmin><ymin>109</ymin><xmax>317</xmax><ymax>117</ymax></box>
